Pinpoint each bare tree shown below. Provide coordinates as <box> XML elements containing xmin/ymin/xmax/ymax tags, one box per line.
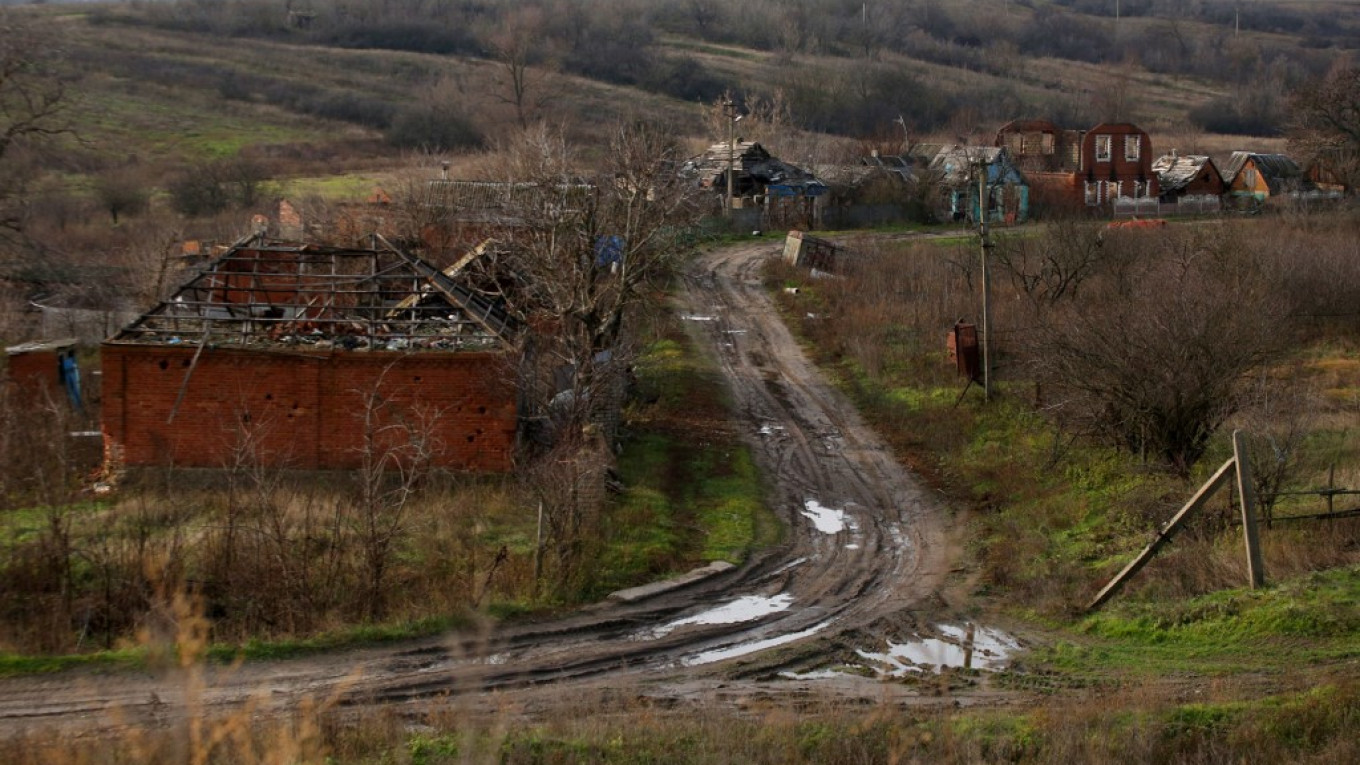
<box><xmin>1290</xmin><ymin>65</ymin><xmax>1360</xmax><ymax>192</ymax></box>
<box><xmin>351</xmin><ymin>373</ymin><xmax>440</xmax><ymax>620</ymax></box>
<box><xmin>478</xmin><ymin>121</ymin><xmax>701</xmax><ymax>439</ymax></box>
<box><xmin>1025</xmin><ymin>228</ymin><xmax>1289</xmax><ymax>474</ymax></box>
<box><xmin>484</xmin><ymin>6</ymin><xmax>555</xmax><ymax>131</ymax></box>
<box><xmin>991</xmin><ymin>219</ymin><xmax>1106</xmax><ymax>305</ymax></box>
<box><xmin>0</xmin><ymin>10</ymin><xmax>71</xmax><ymax>239</ymax></box>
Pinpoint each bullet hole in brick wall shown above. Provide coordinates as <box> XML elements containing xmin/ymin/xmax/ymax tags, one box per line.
<box><xmin>265</xmin><ymin>393</ymin><xmax>273</xmax><ymax>401</ymax></box>
<box><xmin>466</xmin><ymin>435</ymin><xmax>476</xmax><ymax>443</ymax></box>
<box><xmin>413</xmin><ymin>375</ymin><xmax>422</xmax><ymax>382</ymax></box>
<box><xmin>477</xmin><ymin>406</ymin><xmax>487</xmax><ymax>414</ymax></box>
<box><xmin>158</xmin><ymin>360</ymin><xmax>169</xmax><ymax>370</ymax></box>
<box><xmin>241</xmin><ymin>413</ymin><xmax>252</xmax><ymax>423</ymax></box>
<box><xmin>292</xmin><ymin>403</ymin><xmax>299</xmax><ymax>410</ymax></box>
<box><xmin>182</xmin><ymin>359</ymin><xmax>190</xmax><ymax>367</ymax></box>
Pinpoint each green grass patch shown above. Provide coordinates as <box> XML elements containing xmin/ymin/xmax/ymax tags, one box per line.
<box><xmin>207</xmin><ymin>615</ymin><xmax>465</xmax><ymax>662</ymax></box>
<box><xmin>596</xmin><ymin>329</ymin><xmax>777</xmax><ymax>597</ymax></box>
<box><xmin>0</xmin><ymin>616</ymin><xmax>466</xmax><ymax>676</ymax></box>
<box><xmin>0</xmin><ymin>646</ymin><xmax>148</xmax><ymax>677</ymax></box>
<box><xmin>0</xmin><ymin>501</ymin><xmax>108</xmax><ymax>548</ymax></box>
<box><xmin>1031</xmin><ymin>566</ymin><xmax>1360</xmax><ymax>676</ymax></box>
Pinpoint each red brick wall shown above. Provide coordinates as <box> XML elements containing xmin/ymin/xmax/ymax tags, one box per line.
<box><xmin>101</xmin><ymin>345</ymin><xmax>517</xmax><ymax>472</ymax></box>
<box><xmin>1081</xmin><ymin>124</ymin><xmax>1159</xmax><ymax>196</ymax></box>
<box><xmin>6</xmin><ymin>350</ymin><xmax>61</xmax><ymax>404</ymax></box>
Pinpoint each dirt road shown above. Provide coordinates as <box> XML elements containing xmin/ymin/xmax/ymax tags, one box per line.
<box><xmin>0</xmin><ymin>240</ymin><xmax>964</xmax><ymax>738</ymax></box>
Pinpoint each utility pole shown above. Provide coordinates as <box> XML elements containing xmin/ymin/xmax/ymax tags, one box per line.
<box><xmin>977</xmin><ymin>157</ymin><xmax>993</xmax><ymax>402</ymax></box>
<box><xmin>723</xmin><ymin>98</ymin><xmax>743</xmax><ymax>217</ymax></box>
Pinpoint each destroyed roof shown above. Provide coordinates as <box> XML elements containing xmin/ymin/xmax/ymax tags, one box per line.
<box><xmin>1221</xmin><ymin>152</ymin><xmax>1304</xmax><ymax>193</ymax></box>
<box><xmin>682</xmin><ymin>141</ymin><xmax>821</xmax><ymax>188</ymax></box>
<box><xmin>929</xmin><ymin>145</ymin><xmax>1008</xmax><ymax>185</ymax></box>
<box><xmin>1151</xmin><ymin>154</ymin><xmax>1219</xmax><ymax>193</ymax></box>
<box><xmin>110</xmin><ymin>234</ymin><xmax>514</xmax><ymax>352</ymax></box>
<box><xmin>995</xmin><ymin>119</ymin><xmax>1063</xmax><ymax>137</ymax></box>
<box><xmin>860</xmin><ymin>154</ymin><xmax>917</xmax><ymax>183</ymax></box>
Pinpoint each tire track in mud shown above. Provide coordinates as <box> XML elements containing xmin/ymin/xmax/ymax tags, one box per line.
<box><xmin>0</xmin><ymin>241</ymin><xmax>953</xmax><ymax>738</ymax></box>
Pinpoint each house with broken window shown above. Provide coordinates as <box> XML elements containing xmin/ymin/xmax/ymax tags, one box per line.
<box><xmin>101</xmin><ymin>234</ymin><xmax>519</xmax><ymax>473</ymax></box>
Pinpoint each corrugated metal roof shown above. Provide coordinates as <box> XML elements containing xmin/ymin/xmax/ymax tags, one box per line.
<box><xmin>1222</xmin><ymin>152</ymin><xmax>1303</xmax><ymax>193</ymax></box>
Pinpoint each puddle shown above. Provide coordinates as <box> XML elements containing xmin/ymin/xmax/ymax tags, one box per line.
<box><xmin>855</xmin><ymin>624</ymin><xmax>1020</xmax><ymax>675</ymax></box>
<box><xmin>681</xmin><ymin>314</ymin><xmax>717</xmax><ymax>321</ymax></box>
<box><xmin>758</xmin><ymin>423</ymin><xmax>786</xmax><ymax>436</ymax></box>
<box><xmin>801</xmin><ymin>499</ymin><xmax>849</xmax><ymax>534</ymax></box>
<box><xmin>844</xmin><ymin>544</ymin><xmax>860</xmax><ymax>550</ymax></box>
<box><xmin>640</xmin><ymin>594</ymin><xmax>795</xmax><ymax>639</ymax></box>
<box><xmin>681</xmin><ymin>620</ymin><xmax>833</xmax><ymax>667</ymax></box>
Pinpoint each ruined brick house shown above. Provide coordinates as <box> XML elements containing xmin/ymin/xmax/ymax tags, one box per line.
<box><xmin>101</xmin><ymin>234</ymin><xmax>519</xmax><ymax>473</ymax></box>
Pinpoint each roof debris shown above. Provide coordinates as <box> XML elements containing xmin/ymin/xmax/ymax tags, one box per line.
<box><xmin>111</xmin><ymin>234</ymin><xmax>514</xmax><ymax>352</ymax></box>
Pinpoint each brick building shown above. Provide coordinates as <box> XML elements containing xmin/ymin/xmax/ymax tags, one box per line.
<box><xmin>101</xmin><ymin>235</ymin><xmax>519</xmax><ymax>473</ymax></box>
<box><xmin>994</xmin><ymin>119</ymin><xmax>1158</xmax><ymax>213</ymax></box>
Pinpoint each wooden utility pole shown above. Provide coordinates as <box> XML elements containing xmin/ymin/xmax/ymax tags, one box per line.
<box><xmin>1087</xmin><ymin>433</ymin><xmax>1268</xmax><ymax>611</ymax></box>
<box><xmin>977</xmin><ymin>159</ymin><xmax>993</xmax><ymax>401</ymax></box>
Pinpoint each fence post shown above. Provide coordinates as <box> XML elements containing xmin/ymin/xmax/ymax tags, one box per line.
<box><xmin>1233</xmin><ymin>430</ymin><xmax>1266</xmax><ymax>588</ymax></box>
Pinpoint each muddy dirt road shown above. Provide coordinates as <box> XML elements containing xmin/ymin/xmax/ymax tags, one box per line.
<box><xmin>0</xmin><ymin>240</ymin><xmax>966</xmax><ymax>739</ymax></box>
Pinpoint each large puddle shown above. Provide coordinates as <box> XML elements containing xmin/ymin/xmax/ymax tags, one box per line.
<box><xmin>638</xmin><ymin>594</ymin><xmax>795</xmax><ymax>640</ymax></box>
<box><xmin>779</xmin><ymin>623</ymin><xmax>1021</xmax><ymax>680</ymax></box>
<box><xmin>857</xmin><ymin>624</ymin><xmax>1020</xmax><ymax>675</ymax></box>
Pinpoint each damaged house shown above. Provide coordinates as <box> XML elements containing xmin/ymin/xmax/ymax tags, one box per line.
<box><xmin>929</xmin><ymin>145</ymin><xmax>1029</xmax><ymax>224</ymax></box>
<box><xmin>101</xmin><ymin>234</ymin><xmax>519</xmax><ymax>473</ymax></box>
<box><xmin>683</xmin><ymin>141</ymin><xmax>826</xmax><ymax>226</ymax></box>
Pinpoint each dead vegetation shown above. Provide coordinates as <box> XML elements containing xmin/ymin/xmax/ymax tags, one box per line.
<box><xmin>778</xmin><ymin>213</ymin><xmax>1360</xmax><ymax>612</ymax></box>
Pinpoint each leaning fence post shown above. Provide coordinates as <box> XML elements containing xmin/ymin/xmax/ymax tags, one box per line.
<box><xmin>1233</xmin><ymin>430</ymin><xmax>1266</xmax><ymax>589</ymax></box>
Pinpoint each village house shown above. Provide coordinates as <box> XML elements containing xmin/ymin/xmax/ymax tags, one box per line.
<box><xmin>101</xmin><ymin>234</ymin><xmax>519</xmax><ymax>473</ymax></box>
<box><xmin>683</xmin><ymin>140</ymin><xmax>826</xmax><ymax>227</ymax></box>
<box><xmin>1152</xmin><ymin>152</ymin><xmax>1224</xmax><ymax>214</ymax></box>
<box><xmin>993</xmin><ymin>120</ymin><xmax>1158</xmax><ymax>214</ymax></box>
<box><xmin>929</xmin><ymin>145</ymin><xmax>1029</xmax><ymax>224</ymax></box>
<box><xmin>1080</xmin><ymin>123</ymin><xmax>1159</xmax><ymax>207</ymax></box>
<box><xmin>1221</xmin><ymin>152</ymin><xmax>1307</xmax><ymax>207</ymax></box>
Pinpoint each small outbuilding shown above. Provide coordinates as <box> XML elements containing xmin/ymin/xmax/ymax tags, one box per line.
<box><xmin>1221</xmin><ymin>152</ymin><xmax>1306</xmax><ymax>206</ymax></box>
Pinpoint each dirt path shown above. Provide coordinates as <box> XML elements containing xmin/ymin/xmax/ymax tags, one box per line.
<box><xmin>0</xmin><ymin>241</ymin><xmax>966</xmax><ymax>739</ymax></box>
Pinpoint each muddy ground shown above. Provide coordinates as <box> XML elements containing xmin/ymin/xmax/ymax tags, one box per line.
<box><xmin>0</xmin><ymin>240</ymin><xmax>1018</xmax><ymax>740</ymax></box>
